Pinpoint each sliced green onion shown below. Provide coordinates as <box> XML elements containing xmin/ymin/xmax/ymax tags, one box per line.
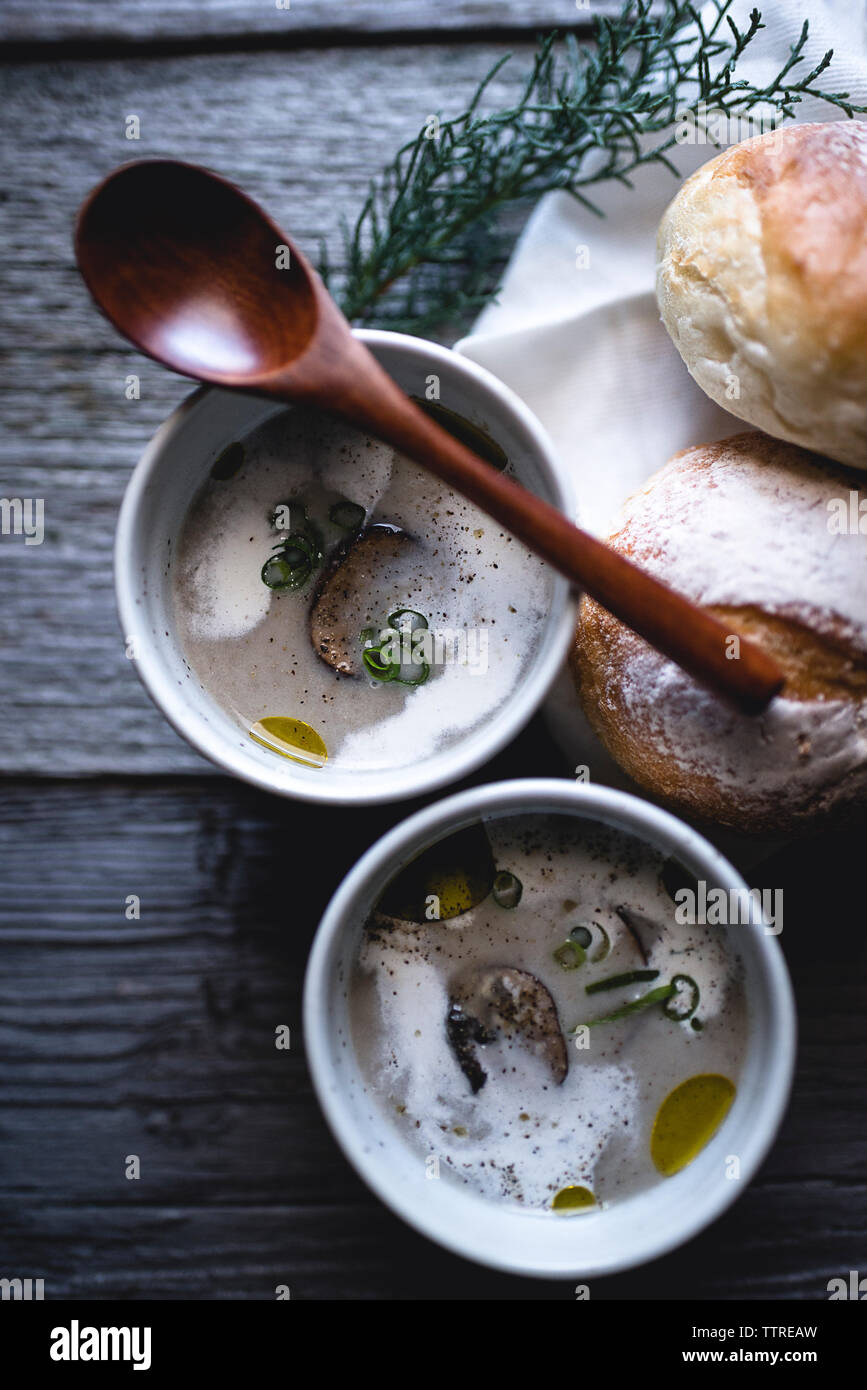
<box><xmin>662</xmin><ymin>974</ymin><xmax>700</xmax><ymax>1021</ymax></box>
<box><xmin>362</xmin><ymin>629</ymin><xmax>431</xmax><ymax>686</ymax></box>
<box><xmin>585</xmin><ymin>969</ymin><xmax>659</xmax><ymax>996</ymax></box>
<box><xmin>330</xmin><ymin>499</ymin><xmax>366</xmax><ymax>531</ymax></box>
<box><xmin>286</xmin><ymin>529</ymin><xmax>322</xmax><ymax>563</ymax></box>
<box><xmin>262</xmin><ymin>522</ymin><xmax>323</xmax><ymax>592</ymax></box>
<box><xmin>396</xmin><ymin>660</ymin><xmax>430</xmax><ymax>687</ymax></box>
<box><xmin>568</xmin><ymin>922</ymin><xmax>610</xmax><ymax>961</ymax></box>
<box><xmin>261</xmin><ymin>552</ymin><xmax>312</xmax><ymax>591</ymax></box>
<box><xmin>553</xmin><ymin>940</ymin><xmax>586</xmax><ymax>970</ymax></box>
<box><xmin>388</xmin><ymin>609</ymin><xmax>429</xmax><ymax>633</ymax></box>
<box><xmin>282</xmin><ymin>541</ymin><xmax>314</xmax><ymax>566</ymax></box>
<box><xmin>492</xmin><ymin>871</ymin><xmax>522</xmax><ymax>909</ymax></box>
<box><xmin>574</xmin><ymin>983</ymin><xmax>676</xmax><ymax>1030</ymax></box>
<box><xmin>591</xmin><ymin>924</ymin><xmax>611</xmax><ymax>962</ymax></box>
<box><xmin>363</xmin><ymin>646</ymin><xmax>398</xmax><ymax>682</ymax></box>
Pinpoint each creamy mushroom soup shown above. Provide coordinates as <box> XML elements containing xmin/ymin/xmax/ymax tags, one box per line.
<box><xmin>349</xmin><ymin>814</ymin><xmax>748</xmax><ymax>1212</ymax></box>
<box><xmin>173</xmin><ymin>405</ymin><xmax>551</xmax><ymax>771</ymax></box>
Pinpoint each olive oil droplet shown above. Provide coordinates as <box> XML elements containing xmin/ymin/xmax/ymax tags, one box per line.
<box><xmin>426</xmin><ymin>870</ymin><xmax>485</xmax><ymax>919</ymax></box>
<box><xmin>650</xmin><ymin>1073</ymin><xmax>735</xmax><ymax>1177</ymax></box>
<box><xmin>250</xmin><ymin>716</ymin><xmax>328</xmax><ymax>768</ymax></box>
<box><xmin>552</xmin><ymin>1184</ymin><xmax>596</xmax><ymax>1213</ymax></box>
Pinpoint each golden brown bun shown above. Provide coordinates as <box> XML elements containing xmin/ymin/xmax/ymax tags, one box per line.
<box><xmin>573</xmin><ymin>432</ymin><xmax>867</xmax><ymax>834</ymax></box>
<box><xmin>657</xmin><ymin>122</ymin><xmax>867</xmax><ymax>470</ymax></box>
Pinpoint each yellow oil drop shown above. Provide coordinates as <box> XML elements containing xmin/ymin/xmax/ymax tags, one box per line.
<box><xmin>552</xmin><ymin>1184</ymin><xmax>596</xmax><ymax>1214</ymax></box>
<box><xmin>250</xmin><ymin>716</ymin><xmax>328</xmax><ymax>768</ymax></box>
<box><xmin>651</xmin><ymin>1073</ymin><xmax>736</xmax><ymax>1177</ymax></box>
<box><xmin>426</xmin><ymin>870</ymin><xmax>485</xmax><ymax>919</ymax></box>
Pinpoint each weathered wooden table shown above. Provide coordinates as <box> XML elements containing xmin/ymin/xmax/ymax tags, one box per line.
<box><xmin>1</xmin><ymin>1</ymin><xmax>864</xmax><ymax>1300</ymax></box>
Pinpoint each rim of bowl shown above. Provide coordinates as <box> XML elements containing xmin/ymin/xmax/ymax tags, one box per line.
<box><xmin>303</xmin><ymin>777</ymin><xmax>796</xmax><ymax>1278</ymax></box>
<box><xmin>115</xmin><ymin>330</ymin><xmax>576</xmax><ymax>804</ymax></box>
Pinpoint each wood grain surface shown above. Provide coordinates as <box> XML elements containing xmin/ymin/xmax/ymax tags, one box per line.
<box><xmin>1</xmin><ymin>0</ymin><xmax>864</xmax><ymax>1303</ymax></box>
<box><xmin>1</xmin><ymin>1</ymin><xmax>625</xmax><ymax>47</ymax></box>
<box><xmin>1</xmin><ymin>776</ymin><xmax>865</xmax><ymax>1300</ymax></box>
<box><xmin>0</xmin><ymin>42</ymin><xmax>539</xmax><ymax>774</ymax></box>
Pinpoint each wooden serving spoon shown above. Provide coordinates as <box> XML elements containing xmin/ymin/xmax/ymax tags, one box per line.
<box><xmin>75</xmin><ymin>159</ymin><xmax>783</xmax><ymax>712</ymax></box>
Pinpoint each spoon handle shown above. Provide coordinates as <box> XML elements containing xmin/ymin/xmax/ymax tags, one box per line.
<box><xmin>312</xmin><ymin>346</ymin><xmax>783</xmax><ymax>714</ymax></box>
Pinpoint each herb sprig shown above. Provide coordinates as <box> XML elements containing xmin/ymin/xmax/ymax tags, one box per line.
<box><xmin>330</xmin><ymin>1</ymin><xmax>865</xmax><ymax>337</ymax></box>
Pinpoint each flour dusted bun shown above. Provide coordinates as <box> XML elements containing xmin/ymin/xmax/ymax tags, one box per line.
<box><xmin>573</xmin><ymin>433</ymin><xmax>867</xmax><ymax>834</ymax></box>
<box><xmin>657</xmin><ymin>121</ymin><xmax>867</xmax><ymax>471</ymax></box>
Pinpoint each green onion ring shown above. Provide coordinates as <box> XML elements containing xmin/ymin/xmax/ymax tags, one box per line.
<box><xmin>362</xmin><ymin>646</ymin><xmax>398</xmax><ymax>682</ymax></box>
<box><xmin>492</xmin><ymin>871</ymin><xmax>522</xmax><ymax>909</ymax></box>
<box><xmin>591</xmin><ymin>924</ymin><xmax>611</xmax><ymax>962</ymax></box>
<box><xmin>283</xmin><ymin>530</ymin><xmax>321</xmax><ymax>562</ymax></box>
<box><xmin>553</xmin><ymin>940</ymin><xmax>586</xmax><ymax>970</ymax></box>
<box><xmin>261</xmin><ymin>553</ymin><xmax>312</xmax><ymax>591</ymax></box>
<box><xmin>388</xmin><ymin>609</ymin><xmax>429</xmax><ymax>633</ymax></box>
<box><xmin>662</xmin><ymin>974</ymin><xmax>700</xmax><ymax>1021</ymax></box>
<box><xmin>395</xmin><ymin>660</ymin><xmax>430</xmax><ymax>686</ymax></box>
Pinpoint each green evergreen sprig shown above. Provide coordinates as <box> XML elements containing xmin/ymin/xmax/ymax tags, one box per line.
<box><xmin>327</xmin><ymin>0</ymin><xmax>864</xmax><ymax>337</ymax></box>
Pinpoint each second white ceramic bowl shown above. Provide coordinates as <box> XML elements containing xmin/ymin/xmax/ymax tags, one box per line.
<box><xmin>304</xmin><ymin>778</ymin><xmax>796</xmax><ymax>1279</ymax></box>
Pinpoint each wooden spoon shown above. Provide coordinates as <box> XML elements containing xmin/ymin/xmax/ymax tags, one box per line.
<box><xmin>75</xmin><ymin>159</ymin><xmax>783</xmax><ymax>712</ymax></box>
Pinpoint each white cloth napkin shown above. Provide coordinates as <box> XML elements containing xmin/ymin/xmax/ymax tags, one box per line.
<box><xmin>455</xmin><ymin>0</ymin><xmax>867</xmax><ymax>850</ymax></box>
<box><xmin>458</xmin><ymin>0</ymin><xmax>867</xmax><ymax>533</ymax></box>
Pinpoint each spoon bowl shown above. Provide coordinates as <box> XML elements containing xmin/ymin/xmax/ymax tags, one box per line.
<box><xmin>76</xmin><ymin>160</ymin><xmax>319</xmax><ymax>379</ymax></box>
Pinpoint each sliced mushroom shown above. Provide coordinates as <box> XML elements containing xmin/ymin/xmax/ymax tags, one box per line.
<box><xmin>614</xmin><ymin>904</ymin><xmax>650</xmax><ymax>964</ymax></box>
<box><xmin>615</xmin><ymin>903</ymin><xmax>672</xmax><ymax>964</ymax></box>
<box><xmin>445</xmin><ymin>1002</ymin><xmax>497</xmax><ymax>1095</ymax></box>
<box><xmin>309</xmin><ymin>524</ymin><xmax>412</xmax><ymax>675</ymax></box>
<box><xmin>446</xmin><ymin>966</ymin><xmax>568</xmax><ymax>1093</ymax></box>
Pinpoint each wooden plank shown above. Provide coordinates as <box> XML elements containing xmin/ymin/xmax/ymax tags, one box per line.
<box><xmin>0</xmin><ymin>780</ymin><xmax>864</xmax><ymax>1299</ymax></box>
<box><xmin>0</xmin><ymin>1</ymin><xmax>623</xmax><ymax>48</ymax></box>
<box><xmin>1</xmin><ymin>1181</ymin><xmax>862</xmax><ymax>1300</ymax></box>
<box><xmin>0</xmin><ymin>44</ymin><xmax>536</xmax><ymax>774</ymax></box>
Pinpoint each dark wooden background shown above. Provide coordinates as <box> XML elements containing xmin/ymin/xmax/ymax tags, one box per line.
<box><xmin>1</xmin><ymin>0</ymin><xmax>864</xmax><ymax>1301</ymax></box>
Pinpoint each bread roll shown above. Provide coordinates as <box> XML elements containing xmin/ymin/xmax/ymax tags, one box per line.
<box><xmin>657</xmin><ymin>121</ymin><xmax>867</xmax><ymax>470</ymax></box>
<box><xmin>573</xmin><ymin>433</ymin><xmax>867</xmax><ymax>834</ymax></box>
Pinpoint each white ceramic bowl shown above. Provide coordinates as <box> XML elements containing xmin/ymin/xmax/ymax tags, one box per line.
<box><xmin>304</xmin><ymin>778</ymin><xmax>796</xmax><ymax>1279</ymax></box>
<box><xmin>115</xmin><ymin>331</ymin><xmax>574</xmax><ymax>804</ymax></box>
